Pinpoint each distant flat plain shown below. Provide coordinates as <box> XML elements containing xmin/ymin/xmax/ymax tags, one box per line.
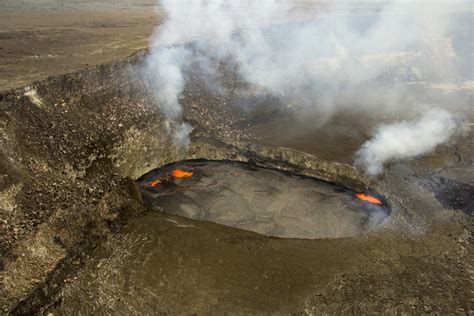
<box><xmin>0</xmin><ymin>0</ymin><xmax>365</xmax><ymax>91</ymax></box>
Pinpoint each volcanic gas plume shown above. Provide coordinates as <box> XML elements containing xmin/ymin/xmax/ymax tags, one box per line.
<box><xmin>355</xmin><ymin>109</ymin><xmax>468</xmax><ymax>175</ymax></box>
<box><xmin>144</xmin><ymin>0</ymin><xmax>471</xmax><ymax>173</ymax></box>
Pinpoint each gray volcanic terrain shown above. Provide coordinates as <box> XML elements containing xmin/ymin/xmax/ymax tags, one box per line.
<box><xmin>0</xmin><ymin>1</ymin><xmax>473</xmax><ymax>314</ymax></box>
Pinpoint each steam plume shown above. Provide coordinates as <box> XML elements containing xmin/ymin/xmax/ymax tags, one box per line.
<box><xmin>355</xmin><ymin>109</ymin><xmax>461</xmax><ymax>175</ymax></box>
<box><xmin>145</xmin><ymin>0</ymin><xmax>471</xmax><ymax>156</ymax></box>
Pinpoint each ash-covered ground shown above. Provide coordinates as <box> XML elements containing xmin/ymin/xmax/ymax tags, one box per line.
<box><xmin>0</xmin><ymin>1</ymin><xmax>157</xmax><ymax>91</ymax></box>
<box><xmin>0</xmin><ymin>1</ymin><xmax>473</xmax><ymax>314</ymax></box>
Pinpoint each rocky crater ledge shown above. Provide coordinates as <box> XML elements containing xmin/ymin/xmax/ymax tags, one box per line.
<box><xmin>0</xmin><ymin>51</ymin><xmax>378</xmax><ymax>313</ymax></box>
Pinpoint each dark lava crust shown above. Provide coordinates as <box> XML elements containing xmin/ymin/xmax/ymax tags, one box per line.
<box><xmin>137</xmin><ymin>159</ymin><xmax>390</xmax><ymax>239</ymax></box>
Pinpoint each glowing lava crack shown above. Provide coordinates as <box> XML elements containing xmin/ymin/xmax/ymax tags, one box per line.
<box><xmin>355</xmin><ymin>193</ymin><xmax>383</xmax><ymax>205</ymax></box>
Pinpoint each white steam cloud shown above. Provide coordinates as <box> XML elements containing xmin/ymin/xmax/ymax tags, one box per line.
<box><xmin>145</xmin><ymin>44</ymin><xmax>192</xmax><ymax>146</ymax></box>
<box><xmin>145</xmin><ymin>0</ymin><xmax>470</xmax><ymax>161</ymax></box>
<box><xmin>355</xmin><ymin>109</ymin><xmax>461</xmax><ymax>175</ymax></box>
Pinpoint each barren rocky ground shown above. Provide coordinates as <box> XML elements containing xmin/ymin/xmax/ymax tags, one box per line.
<box><xmin>0</xmin><ymin>1</ymin><xmax>473</xmax><ymax>314</ymax></box>
<box><xmin>0</xmin><ymin>2</ymin><xmax>157</xmax><ymax>91</ymax></box>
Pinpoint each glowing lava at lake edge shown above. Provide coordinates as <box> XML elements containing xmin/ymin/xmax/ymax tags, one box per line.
<box><xmin>147</xmin><ymin>179</ymin><xmax>162</xmax><ymax>187</ymax></box>
<box><xmin>356</xmin><ymin>193</ymin><xmax>383</xmax><ymax>205</ymax></box>
<box><xmin>138</xmin><ymin>161</ymin><xmax>390</xmax><ymax>214</ymax></box>
<box><xmin>172</xmin><ymin>169</ymin><xmax>193</xmax><ymax>178</ymax></box>
<box><xmin>145</xmin><ymin>169</ymin><xmax>194</xmax><ymax>187</ymax></box>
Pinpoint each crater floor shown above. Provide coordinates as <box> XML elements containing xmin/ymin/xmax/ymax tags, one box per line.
<box><xmin>138</xmin><ymin>160</ymin><xmax>389</xmax><ymax>239</ymax></box>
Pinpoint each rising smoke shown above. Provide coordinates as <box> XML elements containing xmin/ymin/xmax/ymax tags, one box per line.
<box><xmin>355</xmin><ymin>109</ymin><xmax>462</xmax><ymax>175</ymax></box>
<box><xmin>145</xmin><ymin>0</ymin><xmax>471</xmax><ymax>170</ymax></box>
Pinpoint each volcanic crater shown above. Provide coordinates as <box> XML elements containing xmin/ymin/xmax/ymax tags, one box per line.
<box><xmin>0</xmin><ymin>35</ymin><xmax>472</xmax><ymax>314</ymax></box>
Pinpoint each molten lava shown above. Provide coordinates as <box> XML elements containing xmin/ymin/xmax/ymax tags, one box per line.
<box><xmin>148</xmin><ymin>179</ymin><xmax>162</xmax><ymax>187</ymax></box>
<box><xmin>171</xmin><ymin>169</ymin><xmax>193</xmax><ymax>178</ymax></box>
<box><xmin>356</xmin><ymin>193</ymin><xmax>382</xmax><ymax>205</ymax></box>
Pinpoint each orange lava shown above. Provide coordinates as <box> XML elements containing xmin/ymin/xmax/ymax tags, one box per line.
<box><xmin>356</xmin><ymin>193</ymin><xmax>382</xmax><ymax>205</ymax></box>
<box><xmin>148</xmin><ymin>179</ymin><xmax>162</xmax><ymax>187</ymax></box>
<box><xmin>171</xmin><ymin>169</ymin><xmax>193</xmax><ymax>178</ymax></box>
